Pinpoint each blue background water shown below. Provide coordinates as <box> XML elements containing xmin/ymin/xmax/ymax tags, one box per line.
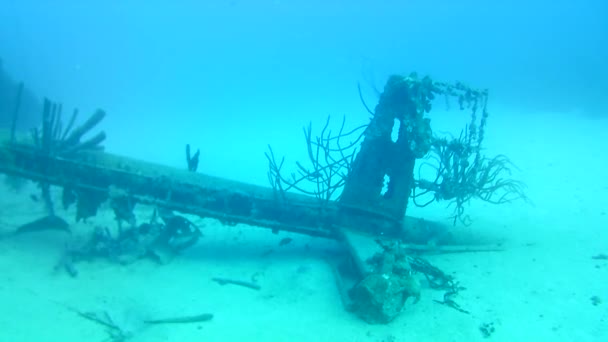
<box><xmin>1</xmin><ymin>3</ymin><xmax>607</xmax><ymax>340</ymax></box>
<box><xmin>1</xmin><ymin>0</ymin><xmax>606</xmax><ymax>183</ymax></box>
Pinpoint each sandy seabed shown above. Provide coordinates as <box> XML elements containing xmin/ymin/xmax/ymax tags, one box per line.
<box><xmin>0</xmin><ymin>111</ymin><xmax>606</xmax><ymax>342</ymax></box>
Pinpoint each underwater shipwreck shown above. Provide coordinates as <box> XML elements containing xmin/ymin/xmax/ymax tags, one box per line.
<box><xmin>0</xmin><ymin>73</ymin><xmax>525</xmax><ymax>326</ymax></box>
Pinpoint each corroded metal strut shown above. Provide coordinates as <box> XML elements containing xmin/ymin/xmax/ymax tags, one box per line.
<box><xmin>0</xmin><ymin>138</ymin><xmax>401</xmax><ymax>239</ymax></box>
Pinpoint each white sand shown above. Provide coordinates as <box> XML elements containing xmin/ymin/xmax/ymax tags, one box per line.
<box><xmin>0</xmin><ymin>111</ymin><xmax>606</xmax><ymax>342</ymax></box>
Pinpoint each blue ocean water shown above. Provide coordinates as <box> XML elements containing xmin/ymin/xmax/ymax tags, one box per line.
<box><xmin>1</xmin><ymin>1</ymin><xmax>605</xmax><ymax>178</ymax></box>
<box><xmin>0</xmin><ymin>1</ymin><xmax>607</xmax><ymax>341</ymax></box>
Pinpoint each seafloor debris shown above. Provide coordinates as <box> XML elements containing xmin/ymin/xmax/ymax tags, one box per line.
<box><xmin>345</xmin><ymin>239</ymin><xmax>467</xmax><ymax>324</ymax></box>
<box><xmin>211</xmin><ymin>277</ymin><xmax>261</xmax><ymax>291</ymax></box>
<box><xmin>72</xmin><ymin>309</ymin><xmax>135</xmax><ymax>342</ymax></box>
<box><xmin>347</xmin><ymin>240</ymin><xmax>421</xmax><ymax>324</ymax></box>
<box><xmin>433</xmin><ymin>289</ymin><xmax>470</xmax><ymax>314</ymax></box>
<box><xmin>479</xmin><ymin>322</ymin><xmax>496</xmax><ymax>338</ymax></box>
<box><xmin>57</xmin><ymin>209</ymin><xmax>201</xmax><ymax>276</ymax></box>
<box><xmin>144</xmin><ymin>313</ymin><xmax>214</xmax><ymax>324</ymax></box>
<box><xmin>68</xmin><ymin>306</ymin><xmax>213</xmax><ymax>342</ymax></box>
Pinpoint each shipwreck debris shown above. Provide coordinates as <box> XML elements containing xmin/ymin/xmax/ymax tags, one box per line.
<box><xmin>144</xmin><ymin>313</ymin><xmax>214</xmax><ymax>324</ymax></box>
<box><xmin>433</xmin><ymin>289</ymin><xmax>470</xmax><ymax>314</ymax></box>
<box><xmin>347</xmin><ymin>239</ymin><xmax>421</xmax><ymax>324</ymax></box>
<box><xmin>58</xmin><ymin>210</ymin><xmax>202</xmax><ymax>275</ymax></box>
<box><xmin>211</xmin><ymin>277</ymin><xmax>261</xmax><ymax>291</ymax></box>
<box><xmin>68</xmin><ymin>305</ymin><xmax>213</xmax><ymax>342</ymax></box>
<box><xmin>0</xmin><ymin>73</ymin><xmax>525</xmax><ymax>324</ymax></box>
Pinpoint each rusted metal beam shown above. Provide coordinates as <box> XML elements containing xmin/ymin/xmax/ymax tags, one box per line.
<box><xmin>0</xmin><ymin>138</ymin><xmax>402</xmax><ymax>239</ymax></box>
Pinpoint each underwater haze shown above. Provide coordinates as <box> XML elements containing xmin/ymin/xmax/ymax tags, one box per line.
<box><xmin>1</xmin><ymin>0</ymin><xmax>607</xmax><ymax>181</ymax></box>
<box><xmin>1</xmin><ymin>1</ymin><xmax>607</xmax><ymax>341</ymax></box>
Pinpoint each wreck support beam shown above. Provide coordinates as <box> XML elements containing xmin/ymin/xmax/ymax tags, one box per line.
<box><xmin>0</xmin><ymin>139</ymin><xmax>401</xmax><ymax>239</ymax></box>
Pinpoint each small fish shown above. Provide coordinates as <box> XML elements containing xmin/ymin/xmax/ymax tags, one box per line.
<box><xmin>278</xmin><ymin>237</ymin><xmax>293</xmax><ymax>246</ymax></box>
<box><xmin>15</xmin><ymin>215</ymin><xmax>70</xmax><ymax>234</ymax></box>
